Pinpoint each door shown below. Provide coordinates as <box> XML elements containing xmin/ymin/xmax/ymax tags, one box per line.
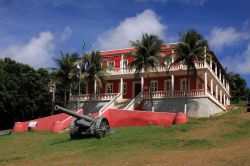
<box><xmin>134</xmin><ymin>83</ymin><xmax>141</xmax><ymax>97</ymax></box>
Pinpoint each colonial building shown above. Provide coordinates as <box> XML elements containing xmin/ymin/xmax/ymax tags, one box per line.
<box><xmin>70</xmin><ymin>44</ymin><xmax>230</xmax><ymax>117</ymax></box>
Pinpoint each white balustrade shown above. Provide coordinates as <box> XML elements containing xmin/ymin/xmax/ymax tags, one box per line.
<box><xmin>70</xmin><ymin>93</ymin><xmax>118</xmax><ymax>101</ymax></box>
<box><xmin>143</xmin><ymin>89</ymin><xmax>205</xmax><ymax>99</ymax></box>
<box><xmin>107</xmin><ymin>61</ymin><xmax>206</xmax><ymax>75</ymax></box>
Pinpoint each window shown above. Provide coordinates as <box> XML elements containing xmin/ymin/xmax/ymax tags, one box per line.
<box><xmin>107</xmin><ymin>83</ymin><xmax>113</xmax><ymax>93</ymax></box>
<box><xmin>165</xmin><ymin>58</ymin><xmax>171</xmax><ymax>67</ymax></box>
<box><xmin>118</xmin><ymin>82</ymin><xmax>127</xmax><ymax>94</ymax></box>
<box><xmin>165</xmin><ymin>80</ymin><xmax>172</xmax><ymax>92</ymax></box>
<box><xmin>123</xmin><ymin>83</ymin><xmax>127</xmax><ymax>94</ymax></box>
<box><xmin>82</xmin><ymin>85</ymin><xmax>87</xmax><ymax>94</ymax></box>
<box><xmin>123</xmin><ymin>59</ymin><xmax>128</xmax><ymax>69</ymax></box>
<box><xmin>150</xmin><ymin>81</ymin><xmax>158</xmax><ymax>92</ymax></box>
<box><xmin>108</xmin><ymin>61</ymin><xmax>114</xmax><ymax>71</ymax></box>
<box><xmin>180</xmin><ymin>78</ymin><xmax>189</xmax><ymax>91</ymax></box>
<box><xmin>96</xmin><ymin>85</ymin><xmax>100</xmax><ymax>95</ymax></box>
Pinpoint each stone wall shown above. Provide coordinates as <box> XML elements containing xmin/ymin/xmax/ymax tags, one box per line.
<box><xmin>142</xmin><ymin>97</ymin><xmax>224</xmax><ymax>117</ymax></box>
<box><xmin>68</xmin><ymin>101</ymin><xmax>108</xmax><ymax>115</ymax></box>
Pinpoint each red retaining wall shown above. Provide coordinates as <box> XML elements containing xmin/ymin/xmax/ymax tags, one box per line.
<box><xmin>14</xmin><ymin>108</ymin><xmax>184</xmax><ymax>133</ymax></box>
<box><xmin>13</xmin><ymin>109</ymin><xmax>83</xmax><ymax>132</ymax></box>
<box><xmin>92</xmin><ymin>109</ymin><xmax>176</xmax><ymax>127</ymax></box>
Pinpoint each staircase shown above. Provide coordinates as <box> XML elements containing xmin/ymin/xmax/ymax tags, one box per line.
<box><xmin>124</xmin><ymin>91</ymin><xmax>144</xmax><ymax>110</ymax></box>
<box><xmin>112</xmin><ymin>99</ymin><xmax>132</xmax><ymax>109</ymax></box>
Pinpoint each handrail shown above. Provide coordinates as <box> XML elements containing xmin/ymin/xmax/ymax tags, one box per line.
<box><xmin>98</xmin><ymin>92</ymin><xmax>123</xmax><ymax>116</ymax></box>
<box><xmin>107</xmin><ymin>61</ymin><xmax>205</xmax><ymax>75</ymax></box>
<box><xmin>71</xmin><ymin>93</ymin><xmax>118</xmax><ymax>101</ymax></box>
<box><xmin>124</xmin><ymin>91</ymin><xmax>144</xmax><ymax>110</ymax></box>
<box><xmin>143</xmin><ymin>89</ymin><xmax>206</xmax><ymax>99</ymax></box>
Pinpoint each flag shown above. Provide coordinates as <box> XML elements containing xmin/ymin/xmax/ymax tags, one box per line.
<box><xmin>92</xmin><ymin>43</ymin><xmax>95</xmax><ymax>51</ymax></box>
<box><xmin>77</xmin><ymin>63</ymin><xmax>80</xmax><ymax>70</ymax></box>
<box><xmin>84</xmin><ymin>62</ymin><xmax>88</xmax><ymax>71</ymax></box>
<box><xmin>82</xmin><ymin>42</ymin><xmax>86</xmax><ymax>51</ymax></box>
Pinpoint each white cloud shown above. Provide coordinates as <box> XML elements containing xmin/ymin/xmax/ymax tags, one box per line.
<box><xmin>224</xmin><ymin>43</ymin><xmax>250</xmax><ymax>74</ymax></box>
<box><xmin>60</xmin><ymin>26</ymin><xmax>72</xmax><ymax>42</ymax></box>
<box><xmin>208</xmin><ymin>27</ymin><xmax>250</xmax><ymax>51</ymax></box>
<box><xmin>135</xmin><ymin>0</ymin><xmax>206</xmax><ymax>5</ymax></box>
<box><xmin>96</xmin><ymin>9</ymin><xmax>166</xmax><ymax>50</ymax></box>
<box><xmin>0</xmin><ymin>31</ymin><xmax>55</xmax><ymax>68</ymax></box>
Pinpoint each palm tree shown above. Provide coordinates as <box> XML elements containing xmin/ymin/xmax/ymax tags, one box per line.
<box><xmin>129</xmin><ymin>33</ymin><xmax>163</xmax><ymax>112</ymax></box>
<box><xmin>52</xmin><ymin>52</ymin><xmax>79</xmax><ymax>107</ymax></box>
<box><xmin>169</xmin><ymin>29</ymin><xmax>209</xmax><ymax>114</ymax></box>
<box><xmin>82</xmin><ymin>51</ymin><xmax>108</xmax><ymax>98</ymax></box>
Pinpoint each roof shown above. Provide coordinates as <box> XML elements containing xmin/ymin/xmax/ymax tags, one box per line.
<box><xmin>99</xmin><ymin>43</ymin><xmax>178</xmax><ymax>56</ymax></box>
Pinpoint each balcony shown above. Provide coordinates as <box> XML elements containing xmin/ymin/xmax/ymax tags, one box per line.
<box><xmin>108</xmin><ymin>61</ymin><xmax>205</xmax><ymax>75</ymax></box>
<box><xmin>107</xmin><ymin>60</ymin><xmax>229</xmax><ymax>95</ymax></box>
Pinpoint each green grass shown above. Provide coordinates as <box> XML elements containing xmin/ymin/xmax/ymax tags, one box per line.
<box><xmin>181</xmin><ymin>139</ymin><xmax>213</xmax><ymax>149</ymax></box>
<box><xmin>1</xmin><ymin>106</ymin><xmax>250</xmax><ymax>165</ymax></box>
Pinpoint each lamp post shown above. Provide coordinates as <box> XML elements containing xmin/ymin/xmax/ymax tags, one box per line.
<box><xmin>49</xmin><ymin>82</ymin><xmax>56</xmax><ymax>114</ymax></box>
<box><xmin>77</xmin><ymin>42</ymin><xmax>86</xmax><ymax>110</ymax></box>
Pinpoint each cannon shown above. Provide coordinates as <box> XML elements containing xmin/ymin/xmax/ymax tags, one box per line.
<box><xmin>55</xmin><ymin>105</ymin><xmax>110</xmax><ymax>139</ymax></box>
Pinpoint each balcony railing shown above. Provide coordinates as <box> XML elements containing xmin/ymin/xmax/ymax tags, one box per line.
<box><xmin>108</xmin><ymin>61</ymin><xmax>205</xmax><ymax>75</ymax></box>
<box><xmin>71</xmin><ymin>93</ymin><xmax>118</xmax><ymax>101</ymax></box>
<box><xmin>143</xmin><ymin>89</ymin><xmax>206</xmax><ymax>99</ymax></box>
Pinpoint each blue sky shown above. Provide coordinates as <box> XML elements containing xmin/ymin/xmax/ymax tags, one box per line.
<box><xmin>0</xmin><ymin>0</ymin><xmax>250</xmax><ymax>86</ymax></box>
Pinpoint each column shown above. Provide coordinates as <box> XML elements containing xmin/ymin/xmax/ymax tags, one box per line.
<box><xmin>204</xmin><ymin>70</ymin><xmax>207</xmax><ymax>94</ymax></box>
<box><xmin>223</xmin><ymin>93</ymin><xmax>226</xmax><ymax>106</ymax></box>
<box><xmin>215</xmin><ymin>84</ymin><xmax>218</xmax><ymax>99</ymax></box>
<box><xmin>219</xmin><ymin>69</ymin><xmax>221</xmax><ymax>81</ymax></box>
<box><xmin>215</xmin><ymin>63</ymin><xmax>218</xmax><ymax>75</ymax></box>
<box><xmin>94</xmin><ymin>80</ymin><xmax>97</xmax><ymax>95</ymax></box>
<box><xmin>211</xmin><ymin>78</ymin><xmax>213</xmax><ymax>95</ymax></box>
<box><xmin>220</xmin><ymin>89</ymin><xmax>222</xmax><ymax>103</ymax></box>
<box><xmin>120</xmin><ymin>55</ymin><xmax>124</xmax><ymax>72</ymax></box>
<box><xmin>141</xmin><ymin>76</ymin><xmax>144</xmax><ymax>91</ymax></box>
<box><xmin>210</xmin><ymin>58</ymin><xmax>212</xmax><ymax>68</ymax></box>
<box><xmin>204</xmin><ymin>46</ymin><xmax>207</xmax><ymax>67</ymax></box>
<box><xmin>171</xmin><ymin>74</ymin><xmax>174</xmax><ymax>96</ymax></box>
<box><xmin>120</xmin><ymin>78</ymin><xmax>123</xmax><ymax>94</ymax></box>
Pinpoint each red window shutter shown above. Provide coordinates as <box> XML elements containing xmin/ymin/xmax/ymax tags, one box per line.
<box><xmin>115</xmin><ymin>56</ymin><xmax>121</xmax><ymax>67</ymax></box>
<box><xmin>128</xmin><ymin>57</ymin><xmax>134</xmax><ymax>63</ymax></box>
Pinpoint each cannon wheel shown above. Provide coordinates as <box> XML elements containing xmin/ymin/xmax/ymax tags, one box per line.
<box><xmin>95</xmin><ymin>118</ymin><xmax>110</xmax><ymax>138</ymax></box>
<box><xmin>69</xmin><ymin>121</ymin><xmax>81</xmax><ymax>139</ymax></box>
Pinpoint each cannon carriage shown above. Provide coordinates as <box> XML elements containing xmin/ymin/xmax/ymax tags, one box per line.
<box><xmin>55</xmin><ymin>105</ymin><xmax>110</xmax><ymax>139</ymax></box>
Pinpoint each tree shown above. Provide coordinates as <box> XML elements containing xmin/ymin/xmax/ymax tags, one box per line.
<box><xmin>82</xmin><ymin>51</ymin><xmax>108</xmax><ymax>98</ymax></box>
<box><xmin>129</xmin><ymin>33</ymin><xmax>163</xmax><ymax>112</ymax></box>
<box><xmin>52</xmin><ymin>52</ymin><xmax>79</xmax><ymax>107</ymax></box>
<box><xmin>169</xmin><ymin>29</ymin><xmax>209</xmax><ymax>114</ymax></box>
<box><xmin>0</xmin><ymin>58</ymin><xmax>52</xmax><ymax>129</ymax></box>
<box><xmin>225</xmin><ymin>69</ymin><xmax>249</xmax><ymax>102</ymax></box>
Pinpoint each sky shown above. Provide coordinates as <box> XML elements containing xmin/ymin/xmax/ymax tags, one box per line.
<box><xmin>0</xmin><ymin>0</ymin><xmax>250</xmax><ymax>86</ymax></box>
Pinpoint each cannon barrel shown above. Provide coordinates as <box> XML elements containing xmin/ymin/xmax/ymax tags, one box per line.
<box><xmin>55</xmin><ymin>105</ymin><xmax>94</xmax><ymax>122</ymax></box>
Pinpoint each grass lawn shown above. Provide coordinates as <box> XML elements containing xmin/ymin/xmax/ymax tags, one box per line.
<box><xmin>1</xmin><ymin>106</ymin><xmax>250</xmax><ymax>166</ymax></box>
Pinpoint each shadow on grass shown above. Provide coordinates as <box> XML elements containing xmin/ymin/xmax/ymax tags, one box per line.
<box><xmin>222</xmin><ymin>130</ymin><xmax>250</xmax><ymax>140</ymax></box>
<box><xmin>181</xmin><ymin>139</ymin><xmax>213</xmax><ymax>149</ymax></box>
<box><xmin>0</xmin><ymin>156</ymin><xmax>25</xmax><ymax>163</ymax></box>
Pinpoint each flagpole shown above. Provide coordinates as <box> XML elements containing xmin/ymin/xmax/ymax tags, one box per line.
<box><xmin>78</xmin><ymin>42</ymin><xmax>86</xmax><ymax>110</ymax></box>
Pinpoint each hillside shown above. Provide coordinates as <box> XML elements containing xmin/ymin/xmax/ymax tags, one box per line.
<box><xmin>1</xmin><ymin>106</ymin><xmax>250</xmax><ymax>166</ymax></box>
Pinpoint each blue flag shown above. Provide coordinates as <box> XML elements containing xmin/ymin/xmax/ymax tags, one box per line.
<box><xmin>82</xmin><ymin>42</ymin><xmax>86</xmax><ymax>51</ymax></box>
<box><xmin>84</xmin><ymin>62</ymin><xmax>88</xmax><ymax>71</ymax></box>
